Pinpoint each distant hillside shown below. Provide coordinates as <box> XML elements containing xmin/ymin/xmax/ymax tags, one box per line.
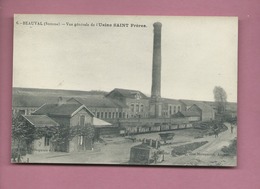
<box><xmin>13</xmin><ymin>87</ymin><xmax>108</xmax><ymax>97</ymax></box>
<box><xmin>12</xmin><ymin>87</ymin><xmax>109</xmax><ymax>107</ymax></box>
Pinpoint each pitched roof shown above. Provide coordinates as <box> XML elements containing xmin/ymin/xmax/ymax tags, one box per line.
<box><xmin>172</xmin><ymin>111</ymin><xmax>200</xmax><ymax>118</ymax></box>
<box><xmin>106</xmin><ymin>88</ymin><xmax>148</xmax><ymax>99</ymax></box>
<box><xmin>67</xmin><ymin>97</ymin><xmax>127</xmax><ymax>108</ymax></box>
<box><xmin>203</xmin><ymin>101</ymin><xmax>237</xmax><ymax>111</ymax></box>
<box><xmin>189</xmin><ymin>103</ymin><xmax>214</xmax><ymax>113</ymax></box>
<box><xmin>93</xmin><ymin>117</ymin><xmax>113</xmax><ymax>127</ymax></box>
<box><xmin>33</xmin><ymin>103</ymin><xmax>93</xmax><ymax>117</ymax></box>
<box><xmin>23</xmin><ymin>115</ymin><xmax>59</xmax><ymax>127</ymax></box>
<box><xmin>181</xmin><ymin>111</ymin><xmax>201</xmax><ymax>117</ymax></box>
<box><xmin>180</xmin><ymin>100</ymin><xmax>214</xmax><ymax>112</ymax></box>
<box><xmin>161</xmin><ymin>98</ymin><xmax>181</xmax><ymax>104</ymax></box>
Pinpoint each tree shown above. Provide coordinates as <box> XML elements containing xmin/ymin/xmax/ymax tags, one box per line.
<box><xmin>213</xmin><ymin>86</ymin><xmax>227</xmax><ymax>114</ymax></box>
<box><xmin>70</xmin><ymin>124</ymin><xmax>95</xmax><ymax>150</ymax></box>
<box><xmin>50</xmin><ymin>125</ymin><xmax>71</xmax><ymax>152</ymax></box>
<box><xmin>12</xmin><ymin>115</ymin><xmax>59</xmax><ymax>160</ymax></box>
<box><xmin>12</xmin><ymin>115</ymin><xmax>36</xmax><ymax>162</ymax></box>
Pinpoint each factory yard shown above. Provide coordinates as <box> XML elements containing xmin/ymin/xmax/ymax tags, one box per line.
<box><xmin>23</xmin><ymin>123</ymin><xmax>236</xmax><ymax>166</ymax></box>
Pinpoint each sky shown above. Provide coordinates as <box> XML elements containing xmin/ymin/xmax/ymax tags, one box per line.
<box><xmin>13</xmin><ymin>15</ymin><xmax>238</xmax><ymax>102</ymax></box>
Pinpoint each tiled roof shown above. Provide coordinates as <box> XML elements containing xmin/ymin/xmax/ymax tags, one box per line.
<box><xmin>180</xmin><ymin>100</ymin><xmax>214</xmax><ymax>112</ymax></box>
<box><xmin>181</xmin><ymin>111</ymin><xmax>201</xmax><ymax>117</ymax></box>
<box><xmin>33</xmin><ymin>103</ymin><xmax>87</xmax><ymax>117</ymax></box>
<box><xmin>68</xmin><ymin>97</ymin><xmax>127</xmax><ymax>108</ymax></box>
<box><xmin>172</xmin><ymin>111</ymin><xmax>200</xmax><ymax>118</ymax></box>
<box><xmin>106</xmin><ymin>88</ymin><xmax>148</xmax><ymax>99</ymax></box>
<box><xmin>161</xmin><ymin>98</ymin><xmax>181</xmax><ymax>104</ymax></box>
<box><xmin>23</xmin><ymin>115</ymin><xmax>59</xmax><ymax>127</ymax></box>
<box><xmin>190</xmin><ymin>103</ymin><xmax>214</xmax><ymax>112</ymax></box>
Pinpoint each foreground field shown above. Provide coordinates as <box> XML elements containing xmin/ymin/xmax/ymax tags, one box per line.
<box><xmin>23</xmin><ymin>123</ymin><xmax>236</xmax><ymax>166</ymax></box>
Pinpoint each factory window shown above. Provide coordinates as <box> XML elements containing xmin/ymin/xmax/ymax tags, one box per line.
<box><xmin>140</xmin><ymin>104</ymin><xmax>144</xmax><ymax>112</ymax></box>
<box><xmin>122</xmin><ymin>112</ymin><xmax>125</xmax><ymax>118</ymax></box>
<box><xmin>131</xmin><ymin>104</ymin><xmax>135</xmax><ymax>112</ymax></box>
<box><xmin>136</xmin><ymin>104</ymin><xmax>140</xmax><ymax>112</ymax></box>
<box><xmin>174</xmin><ymin>106</ymin><xmax>176</xmax><ymax>113</ymax></box>
<box><xmin>79</xmin><ymin>115</ymin><xmax>85</xmax><ymax>126</ymax></box>
<box><xmin>96</xmin><ymin>112</ymin><xmax>100</xmax><ymax>118</ymax></box>
<box><xmin>100</xmin><ymin>112</ymin><xmax>104</xmax><ymax>118</ymax></box>
<box><xmin>178</xmin><ymin>106</ymin><xmax>181</xmax><ymax>112</ymax></box>
<box><xmin>108</xmin><ymin>112</ymin><xmax>111</xmax><ymax>118</ymax></box>
<box><xmin>119</xmin><ymin>112</ymin><xmax>122</xmax><ymax>118</ymax></box>
<box><xmin>169</xmin><ymin>106</ymin><xmax>172</xmax><ymax>115</ymax></box>
<box><xmin>116</xmin><ymin>112</ymin><xmax>118</xmax><ymax>118</ymax></box>
<box><xmin>112</xmin><ymin>112</ymin><xmax>115</xmax><ymax>118</ymax></box>
<box><xmin>104</xmin><ymin>112</ymin><xmax>107</xmax><ymax>118</ymax></box>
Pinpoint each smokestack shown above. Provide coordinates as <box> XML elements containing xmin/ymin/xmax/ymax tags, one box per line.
<box><xmin>151</xmin><ymin>22</ymin><xmax>162</xmax><ymax>99</ymax></box>
<box><xmin>150</xmin><ymin>22</ymin><xmax>162</xmax><ymax>118</ymax></box>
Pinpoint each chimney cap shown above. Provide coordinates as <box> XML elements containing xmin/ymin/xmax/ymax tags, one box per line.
<box><xmin>153</xmin><ymin>22</ymin><xmax>162</xmax><ymax>28</ymax></box>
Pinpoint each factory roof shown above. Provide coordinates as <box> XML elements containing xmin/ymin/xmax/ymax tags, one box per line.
<box><xmin>161</xmin><ymin>98</ymin><xmax>181</xmax><ymax>104</ymax></box>
<box><xmin>33</xmin><ymin>103</ymin><xmax>94</xmax><ymax>117</ymax></box>
<box><xmin>106</xmin><ymin>88</ymin><xmax>148</xmax><ymax>99</ymax></box>
<box><xmin>188</xmin><ymin>103</ymin><xmax>214</xmax><ymax>113</ymax></box>
<box><xmin>22</xmin><ymin>115</ymin><xmax>60</xmax><ymax>127</ymax></box>
<box><xmin>175</xmin><ymin>111</ymin><xmax>201</xmax><ymax>117</ymax></box>
<box><xmin>67</xmin><ymin>97</ymin><xmax>127</xmax><ymax>108</ymax></box>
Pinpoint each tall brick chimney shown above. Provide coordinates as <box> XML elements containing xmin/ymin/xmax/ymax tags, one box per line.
<box><xmin>150</xmin><ymin>22</ymin><xmax>162</xmax><ymax>118</ymax></box>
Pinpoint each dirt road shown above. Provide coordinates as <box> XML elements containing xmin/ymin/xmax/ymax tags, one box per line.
<box><xmin>160</xmin><ymin>123</ymin><xmax>237</xmax><ymax>166</ymax></box>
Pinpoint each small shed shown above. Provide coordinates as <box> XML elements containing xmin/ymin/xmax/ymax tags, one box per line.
<box><xmin>129</xmin><ymin>144</ymin><xmax>155</xmax><ymax>164</ymax></box>
<box><xmin>22</xmin><ymin>115</ymin><xmax>60</xmax><ymax>153</ymax></box>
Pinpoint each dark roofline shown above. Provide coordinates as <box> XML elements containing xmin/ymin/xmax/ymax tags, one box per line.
<box><xmin>106</xmin><ymin>88</ymin><xmax>148</xmax><ymax>99</ymax></box>
<box><xmin>67</xmin><ymin>97</ymin><xmax>128</xmax><ymax>108</ymax></box>
<box><xmin>33</xmin><ymin>104</ymin><xmax>94</xmax><ymax>117</ymax></box>
<box><xmin>22</xmin><ymin>115</ymin><xmax>60</xmax><ymax>127</ymax></box>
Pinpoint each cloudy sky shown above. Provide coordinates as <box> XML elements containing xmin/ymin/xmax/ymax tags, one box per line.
<box><xmin>13</xmin><ymin>15</ymin><xmax>238</xmax><ymax>102</ymax></box>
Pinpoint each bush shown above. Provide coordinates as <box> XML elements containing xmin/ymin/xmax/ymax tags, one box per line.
<box><xmin>11</xmin><ymin>147</ymin><xmax>27</xmax><ymax>162</ymax></box>
<box><xmin>221</xmin><ymin>138</ymin><xmax>237</xmax><ymax>156</ymax></box>
<box><xmin>172</xmin><ymin>141</ymin><xmax>208</xmax><ymax>156</ymax></box>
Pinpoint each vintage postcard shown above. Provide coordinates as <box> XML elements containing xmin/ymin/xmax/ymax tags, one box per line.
<box><xmin>12</xmin><ymin>14</ymin><xmax>238</xmax><ymax>166</ymax></box>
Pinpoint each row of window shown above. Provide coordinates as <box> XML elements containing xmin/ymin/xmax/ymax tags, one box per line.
<box><xmin>130</xmin><ymin>103</ymin><xmax>144</xmax><ymax>113</ymax></box>
<box><xmin>12</xmin><ymin>108</ymin><xmax>37</xmax><ymax>116</ymax></box>
<box><xmin>169</xmin><ymin>105</ymin><xmax>181</xmax><ymax>115</ymax></box>
<box><xmin>95</xmin><ymin>111</ymin><xmax>126</xmax><ymax>119</ymax></box>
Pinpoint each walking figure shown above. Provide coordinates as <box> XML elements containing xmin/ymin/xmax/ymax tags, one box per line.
<box><xmin>214</xmin><ymin>129</ymin><xmax>219</xmax><ymax>138</ymax></box>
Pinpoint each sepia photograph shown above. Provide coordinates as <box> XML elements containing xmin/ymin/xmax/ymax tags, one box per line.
<box><xmin>12</xmin><ymin>14</ymin><xmax>238</xmax><ymax>166</ymax></box>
